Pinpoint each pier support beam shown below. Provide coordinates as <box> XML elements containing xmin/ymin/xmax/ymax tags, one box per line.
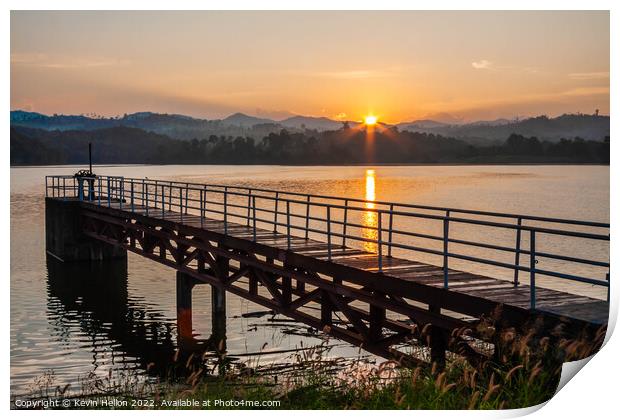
<box><xmin>211</xmin><ymin>252</ymin><xmax>228</xmax><ymax>352</ymax></box>
<box><xmin>369</xmin><ymin>291</ymin><xmax>386</xmax><ymax>342</ymax></box>
<box><xmin>429</xmin><ymin>326</ymin><xmax>448</xmax><ymax>370</ymax></box>
<box><xmin>321</xmin><ymin>291</ymin><xmax>333</xmax><ymax>327</ymax></box>
<box><xmin>45</xmin><ymin>198</ymin><xmax>126</xmax><ymax>262</ymax></box>
<box><xmin>176</xmin><ymin>272</ymin><xmax>196</xmax><ymax>347</ymax></box>
<box><xmin>211</xmin><ymin>284</ymin><xmax>227</xmax><ymax>347</ymax></box>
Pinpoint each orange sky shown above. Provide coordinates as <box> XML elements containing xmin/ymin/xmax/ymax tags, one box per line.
<box><xmin>10</xmin><ymin>11</ymin><xmax>609</xmax><ymax>123</ymax></box>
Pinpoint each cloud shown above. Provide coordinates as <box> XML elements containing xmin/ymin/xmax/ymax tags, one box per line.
<box><xmin>315</xmin><ymin>70</ymin><xmax>385</xmax><ymax>79</ymax></box>
<box><xmin>560</xmin><ymin>86</ymin><xmax>609</xmax><ymax>97</ymax></box>
<box><xmin>11</xmin><ymin>53</ymin><xmax>130</xmax><ymax>69</ymax></box>
<box><xmin>308</xmin><ymin>66</ymin><xmax>405</xmax><ymax>80</ymax></box>
<box><xmin>568</xmin><ymin>71</ymin><xmax>609</xmax><ymax>80</ymax></box>
<box><xmin>333</xmin><ymin>112</ymin><xmax>347</xmax><ymax>120</ymax></box>
<box><xmin>471</xmin><ymin>60</ymin><xmax>493</xmax><ymax>70</ymax></box>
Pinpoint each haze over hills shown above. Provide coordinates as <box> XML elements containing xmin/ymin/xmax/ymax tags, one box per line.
<box><xmin>10</xmin><ymin>110</ymin><xmax>609</xmax><ymax>144</ymax></box>
<box><xmin>397</xmin><ymin>114</ymin><xmax>610</xmax><ymax>145</ymax></box>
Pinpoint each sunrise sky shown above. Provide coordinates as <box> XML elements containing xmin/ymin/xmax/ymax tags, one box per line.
<box><xmin>10</xmin><ymin>11</ymin><xmax>609</xmax><ymax>123</ymax></box>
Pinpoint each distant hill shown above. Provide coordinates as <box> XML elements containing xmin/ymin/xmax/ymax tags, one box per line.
<box><xmin>10</xmin><ymin>110</ymin><xmax>49</xmax><ymax>122</ymax></box>
<box><xmin>398</xmin><ymin>114</ymin><xmax>609</xmax><ymax>144</ymax></box>
<box><xmin>221</xmin><ymin>112</ymin><xmax>275</xmax><ymax>127</ymax></box>
<box><xmin>281</xmin><ymin>116</ymin><xmax>345</xmax><ymax>131</ymax></box>
<box><xmin>10</xmin><ymin>110</ymin><xmax>341</xmax><ymax>140</ymax></box>
<box><xmin>468</xmin><ymin>118</ymin><xmax>514</xmax><ymax>127</ymax></box>
<box><xmin>396</xmin><ymin>119</ymin><xmax>450</xmax><ymax>130</ymax></box>
<box><xmin>10</xmin><ymin>110</ymin><xmax>609</xmax><ymax>145</ymax></box>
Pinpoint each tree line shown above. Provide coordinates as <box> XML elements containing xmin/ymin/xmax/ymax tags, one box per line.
<box><xmin>10</xmin><ymin>125</ymin><xmax>609</xmax><ymax>166</ymax></box>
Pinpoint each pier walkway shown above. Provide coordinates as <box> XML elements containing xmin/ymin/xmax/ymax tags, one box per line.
<box><xmin>45</xmin><ymin>174</ymin><xmax>610</xmax><ymax>365</ymax></box>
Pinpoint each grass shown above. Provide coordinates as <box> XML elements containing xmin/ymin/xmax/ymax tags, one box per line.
<box><xmin>13</xmin><ymin>323</ymin><xmax>606</xmax><ymax>410</ymax></box>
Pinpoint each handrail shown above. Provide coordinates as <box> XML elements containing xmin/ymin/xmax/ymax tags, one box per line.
<box><xmin>45</xmin><ymin>174</ymin><xmax>610</xmax><ymax>310</ymax></box>
<box><xmin>112</xmin><ymin>176</ymin><xmax>610</xmax><ymax>228</ymax></box>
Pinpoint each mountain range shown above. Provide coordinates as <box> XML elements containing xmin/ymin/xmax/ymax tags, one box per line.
<box><xmin>10</xmin><ymin>110</ymin><xmax>609</xmax><ymax>144</ymax></box>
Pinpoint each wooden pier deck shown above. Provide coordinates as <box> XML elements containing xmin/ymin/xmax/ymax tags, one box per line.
<box><xmin>86</xmin><ymin>201</ymin><xmax>609</xmax><ymax>325</ymax></box>
<box><xmin>45</xmin><ymin>175</ymin><xmax>610</xmax><ymax>366</ymax></box>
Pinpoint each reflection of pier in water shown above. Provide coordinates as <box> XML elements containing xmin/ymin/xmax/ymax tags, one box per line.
<box><xmin>46</xmin><ymin>258</ymin><xmax>226</xmax><ymax>376</ymax></box>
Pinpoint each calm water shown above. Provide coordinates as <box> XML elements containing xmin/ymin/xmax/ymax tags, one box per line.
<box><xmin>10</xmin><ymin>165</ymin><xmax>609</xmax><ymax>395</ymax></box>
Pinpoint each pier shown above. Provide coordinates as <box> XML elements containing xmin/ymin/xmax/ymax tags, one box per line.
<box><xmin>44</xmin><ymin>174</ymin><xmax>610</xmax><ymax>367</ymax></box>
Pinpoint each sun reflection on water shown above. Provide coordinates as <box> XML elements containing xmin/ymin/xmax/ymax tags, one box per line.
<box><xmin>362</xmin><ymin>169</ymin><xmax>378</xmax><ymax>253</ymax></box>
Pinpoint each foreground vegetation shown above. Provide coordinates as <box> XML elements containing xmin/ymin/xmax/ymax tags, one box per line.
<box><xmin>14</xmin><ymin>323</ymin><xmax>605</xmax><ymax>410</ymax></box>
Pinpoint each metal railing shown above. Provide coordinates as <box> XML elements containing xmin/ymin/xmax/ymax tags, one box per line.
<box><xmin>46</xmin><ymin>175</ymin><xmax>610</xmax><ymax>309</ymax></box>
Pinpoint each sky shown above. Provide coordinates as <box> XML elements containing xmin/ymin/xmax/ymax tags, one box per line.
<box><xmin>10</xmin><ymin>11</ymin><xmax>610</xmax><ymax>123</ymax></box>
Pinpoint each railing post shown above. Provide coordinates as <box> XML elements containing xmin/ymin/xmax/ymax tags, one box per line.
<box><xmin>252</xmin><ymin>195</ymin><xmax>257</xmax><ymax>242</ymax></box>
<box><xmin>200</xmin><ymin>189</ymin><xmax>204</xmax><ymax>228</ymax></box>
<box><xmin>179</xmin><ymin>187</ymin><xmax>183</xmax><ymax>223</ymax></box>
<box><xmin>530</xmin><ymin>230</ymin><xmax>536</xmax><ymax>309</ymax></box>
<box><xmin>273</xmin><ymin>192</ymin><xmax>279</xmax><ymax>232</ymax></box>
<box><xmin>185</xmin><ymin>183</ymin><xmax>189</xmax><ymax>214</ymax></box>
<box><xmin>377</xmin><ymin>211</ymin><xmax>383</xmax><ymax>273</ymax></box>
<box><xmin>145</xmin><ymin>182</ymin><xmax>149</xmax><ymax>216</ymax></box>
<box><xmin>154</xmin><ymin>180</ymin><xmax>158</xmax><ymax>208</ymax></box>
<box><xmin>513</xmin><ymin>217</ymin><xmax>523</xmax><ymax>286</ymax></box>
<box><xmin>443</xmin><ymin>210</ymin><xmax>450</xmax><ymax>289</ymax></box>
<box><xmin>98</xmin><ymin>177</ymin><xmax>101</xmax><ymax>206</ymax></box>
<box><xmin>246</xmin><ymin>189</ymin><xmax>252</xmax><ymax>226</ymax></box>
<box><xmin>305</xmin><ymin>195</ymin><xmax>311</xmax><ymax>240</ymax></box>
<box><xmin>286</xmin><ymin>200</ymin><xmax>291</xmax><ymax>250</ymax></box>
<box><xmin>161</xmin><ymin>185</ymin><xmax>165</xmax><ymax>218</ymax></box>
<box><xmin>607</xmin><ymin>272</ymin><xmax>610</xmax><ymax>302</ymax></box>
<box><xmin>342</xmin><ymin>199</ymin><xmax>348</xmax><ymax>249</ymax></box>
<box><xmin>388</xmin><ymin>204</ymin><xmax>394</xmax><ymax>257</ymax></box>
<box><xmin>203</xmin><ymin>186</ymin><xmax>207</xmax><ymax>217</ymax></box>
<box><xmin>167</xmin><ymin>182</ymin><xmax>172</xmax><ymax>212</ymax></box>
<box><xmin>131</xmin><ymin>181</ymin><xmax>135</xmax><ymax>213</ymax></box>
<box><xmin>119</xmin><ymin>178</ymin><xmax>124</xmax><ymax>210</ymax></box>
<box><xmin>224</xmin><ymin>187</ymin><xmax>228</xmax><ymax>235</ymax></box>
<box><xmin>62</xmin><ymin>177</ymin><xmax>66</xmax><ymax>201</ymax></box>
<box><xmin>326</xmin><ymin>206</ymin><xmax>332</xmax><ymax>261</ymax></box>
<box><xmin>168</xmin><ymin>182</ymin><xmax>172</xmax><ymax>211</ymax></box>
<box><xmin>106</xmin><ymin>177</ymin><xmax>111</xmax><ymax>207</ymax></box>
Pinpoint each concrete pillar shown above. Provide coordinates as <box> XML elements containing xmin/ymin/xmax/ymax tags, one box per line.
<box><xmin>211</xmin><ymin>284</ymin><xmax>226</xmax><ymax>347</ymax></box>
<box><xmin>211</xmin><ymin>282</ymin><xmax>228</xmax><ymax>376</ymax></box>
<box><xmin>45</xmin><ymin>197</ymin><xmax>126</xmax><ymax>262</ymax></box>
<box><xmin>211</xmin><ymin>253</ymin><xmax>228</xmax><ymax>352</ymax></box>
<box><xmin>282</xmin><ymin>276</ymin><xmax>292</xmax><ymax>306</ymax></box>
<box><xmin>369</xmin><ymin>304</ymin><xmax>386</xmax><ymax>342</ymax></box>
<box><xmin>176</xmin><ymin>272</ymin><xmax>195</xmax><ymax>347</ymax></box>
<box><xmin>429</xmin><ymin>326</ymin><xmax>448</xmax><ymax>370</ymax></box>
<box><xmin>321</xmin><ymin>291</ymin><xmax>333</xmax><ymax>327</ymax></box>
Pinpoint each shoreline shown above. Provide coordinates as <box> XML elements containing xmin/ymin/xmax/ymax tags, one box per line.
<box><xmin>10</xmin><ymin>162</ymin><xmax>611</xmax><ymax>169</ymax></box>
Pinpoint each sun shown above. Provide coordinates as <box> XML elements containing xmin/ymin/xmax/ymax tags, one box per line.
<box><xmin>364</xmin><ymin>115</ymin><xmax>378</xmax><ymax>126</ymax></box>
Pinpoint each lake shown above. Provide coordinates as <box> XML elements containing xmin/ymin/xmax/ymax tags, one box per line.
<box><xmin>10</xmin><ymin>164</ymin><xmax>609</xmax><ymax>396</ymax></box>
